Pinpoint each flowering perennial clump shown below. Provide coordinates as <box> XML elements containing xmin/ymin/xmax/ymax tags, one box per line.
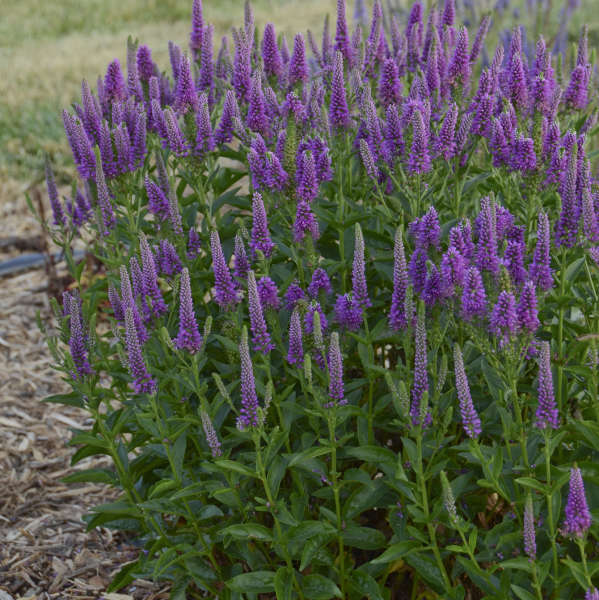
<box><xmin>41</xmin><ymin>0</ymin><xmax>599</xmax><ymax>597</ymax></box>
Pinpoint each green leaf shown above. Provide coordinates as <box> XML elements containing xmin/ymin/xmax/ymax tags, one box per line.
<box><xmin>404</xmin><ymin>552</ymin><xmax>447</xmax><ymax>594</ymax></box>
<box><xmin>300</xmin><ymin>535</ymin><xmax>328</xmax><ymax>571</ymax></box>
<box><xmin>149</xmin><ymin>479</ymin><xmax>178</xmax><ymax>499</ymax></box>
<box><xmin>344</xmin><ymin>445</ymin><xmax>397</xmax><ymax>468</ymax></box>
<box><xmin>274</xmin><ymin>567</ymin><xmax>294</xmax><ymax>600</ymax></box>
<box><xmin>500</xmin><ymin>558</ymin><xmax>532</xmax><ymax>573</ymax></box>
<box><xmin>226</xmin><ymin>571</ymin><xmax>275</xmax><ymax>594</ymax></box>
<box><xmin>214</xmin><ymin>459</ymin><xmax>259</xmax><ymax>478</ymax></box>
<box><xmin>349</xmin><ymin>570</ymin><xmax>384</xmax><ymax>600</ymax></box>
<box><xmin>106</xmin><ymin>560</ymin><xmax>139</xmax><ymax>592</ymax></box>
<box><xmin>342</xmin><ymin>525</ymin><xmax>386</xmax><ymax>550</ymax></box>
<box><xmin>62</xmin><ymin>468</ymin><xmax>117</xmax><ymax>485</ymax></box>
<box><xmin>288</xmin><ymin>446</ymin><xmax>331</xmax><ymax>466</ymax></box>
<box><xmin>370</xmin><ymin>540</ymin><xmax>420</xmax><ymax>564</ymax></box>
<box><xmin>515</xmin><ymin>477</ymin><xmax>547</xmax><ymax>493</ymax></box>
<box><xmin>510</xmin><ymin>584</ymin><xmax>537</xmax><ymax>600</ymax></box>
<box><xmin>563</xmin><ymin>557</ymin><xmax>589</xmax><ymax>590</ymax></box>
<box><xmin>301</xmin><ymin>574</ymin><xmax>342</xmax><ymax>599</ymax></box>
<box><xmin>221</xmin><ymin>523</ymin><xmax>273</xmax><ymax>541</ymax></box>
<box><xmin>43</xmin><ymin>392</ymin><xmax>85</xmax><ymax>408</ymax></box>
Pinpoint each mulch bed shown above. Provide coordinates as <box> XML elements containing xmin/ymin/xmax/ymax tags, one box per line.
<box><xmin>0</xmin><ymin>198</ymin><xmax>168</xmax><ymax>599</ymax></box>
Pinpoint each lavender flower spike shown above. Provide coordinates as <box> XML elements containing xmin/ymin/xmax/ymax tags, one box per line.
<box><xmin>124</xmin><ymin>307</ymin><xmax>157</xmax><ymax>394</ymax></box>
<box><xmin>287</xmin><ymin>308</ymin><xmax>304</xmax><ymax>366</ymax></box>
<box><xmin>529</xmin><ymin>211</ymin><xmax>553</xmax><ymax>291</ymax></box>
<box><xmin>140</xmin><ymin>235</ymin><xmax>168</xmax><ymax>317</ymax></box>
<box><xmin>210</xmin><ymin>231</ymin><xmax>240</xmax><ymax>310</ymax></box>
<box><xmin>411</xmin><ymin>304</ymin><xmax>431</xmax><ymax>427</ymax></box>
<box><xmin>563</xmin><ymin>466</ymin><xmax>592</xmax><ymax>538</ymax></box>
<box><xmin>453</xmin><ymin>345</ymin><xmax>482</xmax><ymax>438</ymax></box>
<box><xmin>536</xmin><ymin>341</ymin><xmax>559</xmax><ymax>430</ymax></box>
<box><xmin>201</xmin><ymin>410</ymin><xmax>222</xmax><ymax>457</ymax></box>
<box><xmin>68</xmin><ymin>297</ymin><xmax>93</xmax><ymax>379</ymax></box>
<box><xmin>523</xmin><ymin>495</ymin><xmax>536</xmax><ymax>561</ymax></box>
<box><xmin>262</xmin><ymin>23</ymin><xmax>283</xmax><ymax>78</ymax></box>
<box><xmin>250</xmin><ymin>192</ymin><xmax>275</xmax><ymax>259</ymax></box>
<box><xmin>390</xmin><ymin>228</ymin><xmax>409</xmax><ymax>331</ymax></box>
<box><xmin>189</xmin><ymin>0</ymin><xmax>204</xmax><ymax>59</ymax></box>
<box><xmin>352</xmin><ymin>224</ymin><xmax>371</xmax><ymax>309</ymax></box>
<box><xmin>174</xmin><ymin>268</ymin><xmax>202</xmax><ymax>353</ymax></box>
<box><xmin>45</xmin><ymin>159</ymin><xmax>66</xmax><ymax>227</ymax></box>
<box><xmin>289</xmin><ymin>33</ymin><xmax>308</xmax><ymax>86</ymax></box>
<box><xmin>238</xmin><ymin>326</ymin><xmax>260</xmax><ymax>429</ymax></box>
<box><xmin>328</xmin><ymin>331</ymin><xmax>345</xmax><ymax>405</ymax></box>
<box><xmin>329</xmin><ymin>51</ymin><xmax>351</xmax><ymax>131</ymax></box>
<box><xmin>95</xmin><ymin>150</ymin><xmax>116</xmax><ymax>236</ymax></box>
<box><xmin>586</xmin><ymin>589</ymin><xmax>599</xmax><ymax>600</ymax></box>
<box><xmin>248</xmin><ymin>271</ymin><xmax>274</xmax><ymax>355</ymax></box>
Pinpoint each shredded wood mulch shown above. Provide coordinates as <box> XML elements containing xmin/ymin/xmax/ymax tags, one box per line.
<box><xmin>0</xmin><ymin>200</ymin><xmax>169</xmax><ymax>599</ymax></box>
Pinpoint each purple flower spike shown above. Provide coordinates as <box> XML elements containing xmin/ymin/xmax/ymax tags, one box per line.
<box><xmin>140</xmin><ymin>235</ymin><xmax>168</xmax><ymax>317</ymax></box>
<box><xmin>186</xmin><ymin>228</ymin><xmax>201</xmax><ymax>260</ymax></box>
<box><xmin>238</xmin><ymin>327</ymin><xmax>260</xmax><ymax>430</ymax></box>
<box><xmin>378</xmin><ymin>58</ymin><xmax>402</xmax><ymax>107</ymax></box>
<box><xmin>453</xmin><ymin>345</ymin><xmax>481</xmax><ymax>439</ymax></box>
<box><xmin>248</xmin><ymin>271</ymin><xmax>274</xmax><ymax>354</ymax></box>
<box><xmin>564</xmin><ymin>65</ymin><xmax>590</xmax><ymax>110</ymax></box>
<box><xmin>334</xmin><ymin>0</ymin><xmax>352</xmax><ymax>65</ymax></box>
<box><xmin>410</xmin><ymin>206</ymin><xmax>441</xmax><ymax>250</ymax></box>
<box><xmin>517</xmin><ymin>281</ymin><xmax>540</xmax><ymax>334</ymax></box>
<box><xmin>476</xmin><ymin>198</ymin><xmax>500</xmax><ymax>276</ymax></box>
<box><xmin>127</xmin><ymin>40</ymin><xmax>144</xmax><ymax>102</ymax></box>
<box><xmin>233</xmin><ymin>232</ymin><xmax>250</xmax><ymax>280</ymax></box>
<box><xmin>411</xmin><ymin>306</ymin><xmax>431</xmax><ymax>427</ymax></box>
<box><xmin>294</xmin><ymin>201</ymin><xmax>320</xmax><ymax>243</ymax></box>
<box><xmin>305</xmin><ymin>301</ymin><xmax>327</xmax><ymax>336</ymax></box>
<box><xmin>262</xmin><ymin>23</ymin><xmax>283</xmax><ymax>78</ymax></box>
<box><xmin>250</xmin><ymin>192</ymin><xmax>275</xmax><ymax>259</ymax></box>
<box><xmin>328</xmin><ymin>332</ymin><xmax>345</xmax><ymax>404</ymax></box>
<box><xmin>174</xmin><ymin>267</ymin><xmax>202</xmax><ymax>354</ymax></box>
<box><xmin>104</xmin><ymin>60</ymin><xmax>127</xmax><ymax>103</ymax></box>
<box><xmin>201</xmin><ymin>410</ymin><xmax>222</xmax><ymax>457</ymax></box>
<box><xmin>137</xmin><ymin>45</ymin><xmax>154</xmax><ymax>82</ymax></box>
<box><xmin>523</xmin><ymin>496</ymin><xmax>536</xmax><ymax>561</ymax></box>
<box><xmin>164</xmin><ymin>108</ymin><xmax>190</xmax><ymax>157</ymax></box>
<box><xmin>145</xmin><ymin>176</ymin><xmax>169</xmax><ymax>220</ymax></box>
<box><xmin>120</xmin><ymin>265</ymin><xmax>148</xmax><ymax>343</ymax></box>
<box><xmin>434</xmin><ymin>104</ymin><xmax>458</xmax><ymax>160</ymax></box>
<box><xmin>95</xmin><ymin>155</ymin><xmax>116</xmax><ymax>236</ymax></box>
<box><xmin>536</xmin><ymin>341</ymin><xmax>559</xmax><ymax>430</ymax></box>
<box><xmin>448</xmin><ymin>27</ymin><xmax>471</xmax><ymax>88</ymax></box>
<box><xmin>174</xmin><ymin>55</ymin><xmax>199</xmax><ymax>115</ymax></box>
<box><xmin>45</xmin><ymin>159</ymin><xmax>66</xmax><ymax>228</ymax></box>
<box><xmin>195</xmin><ymin>93</ymin><xmax>215</xmax><ymax>157</ymax></box>
<box><xmin>124</xmin><ymin>307</ymin><xmax>157</xmax><ymax>395</ymax></box>
<box><xmin>461</xmin><ymin>266</ymin><xmax>486</xmax><ymax>320</ymax></box>
<box><xmin>215</xmin><ymin>90</ymin><xmax>240</xmax><ymax>145</ymax></box>
<box><xmin>530</xmin><ymin>212</ymin><xmax>553</xmax><ymax>291</ymax></box>
<box><xmin>210</xmin><ymin>231</ymin><xmax>240</xmax><ymax>310</ymax></box>
<box><xmin>555</xmin><ymin>148</ymin><xmax>579</xmax><ymax>248</ymax></box>
<box><xmin>352</xmin><ymin>224</ymin><xmax>371</xmax><ymax>309</ymax></box>
<box><xmin>407</xmin><ymin>110</ymin><xmax>431</xmax><ymax>175</ymax></box>
<box><xmin>563</xmin><ymin>466</ymin><xmax>592</xmax><ymax>538</ymax></box>
<box><xmin>586</xmin><ymin>589</ymin><xmax>599</xmax><ymax>600</ymax></box>
<box><xmin>233</xmin><ymin>27</ymin><xmax>252</xmax><ymax>103</ymax></box>
<box><xmin>108</xmin><ymin>284</ymin><xmax>124</xmax><ymax>322</ymax></box>
<box><xmin>442</xmin><ymin>0</ymin><xmax>455</xmax><ymax>26</ymax></box>
<box><xmin>335</xmin><ymin>293</ymin><xmax>363</xmax><ymax>331</ymax></box>
<box><xmin>330</xmin><ymin>51</ymin><xmax>351</xmax><ymax>131</ymax></box>
<box><xmin>297</xmin><ymin>151</ymin><xmax>319</xmax><ymax>203</ymax></box>
<box><xmin>289</xmin><ymin>33</ymin><xmax>308</xmax><ymax>86</ymax></box>
<box><xmin>68</xmin><ymin>297</ymin><xmax>93</xmax><ymax>379</ymax></box>
<box><xmin>257</xmin><ymin>276</ymin><xmax>280</xmax><ymax>310</ymax></box>
<box><xmin>198</xmin><ymin>24</ymin><xmax>214</xmax><ymax>104</ymax></box>
<box><xmin>308</xmin><ymin>268</ymin><xmax>332</xmax><ymax>298</ymax></box>
<box><xmin>409</xmin><ymin>248</ymin><xmax>428</xmax><ymax>295</ymax></box>
<box><xmin>390</xmin><ymin>228</ymin><xmax>409</xmax><ymax>331</ymax></box>
<box><xmin>489</xmin><ymin>291</ymin><xmax>517</xmax><ymax>347</ymax></box>
<box><xmin>81</xmin><ymin>80</ymin><xmax>102</xmax><ymax>144</ymax></box>
<box><xmin>157</xmin><ymin>239</ymin><xmax>183</xmax><ymax>277</ymax></box>
<box><xmin>287</xmin><ymin>309</ymin><xmax>304</xmax><ymax>366</ymax></box>
<box><xmin>470</xmin><ymin>15</ymin><xmax>490</xmax><ymax>63</ymax></box>
<box><xmin>247</xmin><ymin>71</ymin><xmax>269</xmax><ymax>138</ymax></box>
<box><xmin>285</xmin><ymin>282</ymin><xmax>305</xmax><ymax>310</ymax></box>
<box><xmin>189</xmin><ymin>0</ymin><xmax>204</xmax><ymax>59</ymax></box>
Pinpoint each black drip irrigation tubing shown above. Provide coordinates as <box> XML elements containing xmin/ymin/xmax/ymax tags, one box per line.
<box><xmin>0</xmin><ymin>250</ymin><xmax>85</xmax><ymax>278</ymax></box>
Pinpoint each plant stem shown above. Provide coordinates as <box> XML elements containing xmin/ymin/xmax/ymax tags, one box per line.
<box><xmin>544</xmin><ymin>430</ymin><xmax>559</xmax><ymax>590</ymax></box>
<box><xmin>416</xmin><ymin>429</ymin><xmax>452</xmax><ymax>591</ymax></box>
<box><xmin>328</xmin><ymin>409</ymin><xmax>347</xmax><ymax>598</ymax></box>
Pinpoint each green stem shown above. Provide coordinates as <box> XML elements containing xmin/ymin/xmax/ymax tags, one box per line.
<box><xmin>254</xmin><ymin>434</ymin><xmax>305</xmax><ymax>600</ymax></box>
<box><xmin>328</xmin><ymin>410</ymin><xmax>347</xmax><ymax>598</ymax></box>
<box><xmin>509</xmin><ymin>375</ymin><xmax>529</xmax><ymax>469</ymax></box>
<box><xmin>416</xmin><ymin>430</ymin><xmax>452</xmax><ymax>591</ymax></box>
<box><xmin>544</xmin><ymin>430</ymin><xmax>559</xmax><ymax>590</ymax></box>
<box><xmin>576</xmin><ymin>537</ymin><xmax>593</xmax><ymax>588</ymax></box>
<box><xmin>557</xmin><ymin>247</ymin><xmax>567</xmax><ymax>417</ymax></box>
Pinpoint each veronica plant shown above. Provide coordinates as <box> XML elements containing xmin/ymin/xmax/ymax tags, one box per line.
<box><xmin>39</xmin><ymin>0</ymin><xmax>599</xmax><ymax>598</ymax></box>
